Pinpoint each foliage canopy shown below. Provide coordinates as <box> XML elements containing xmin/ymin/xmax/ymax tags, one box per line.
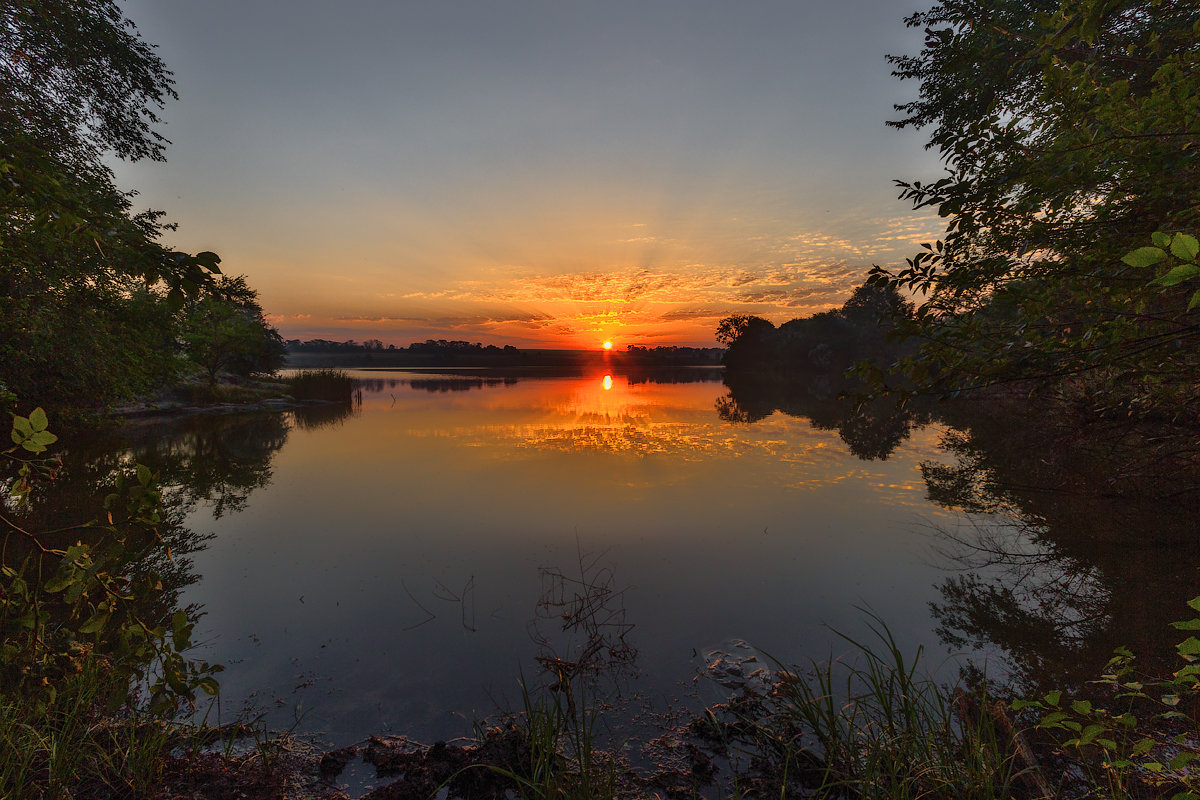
<box><xmin>871</xmin><ymin>0</ymin><xmax>1200</xmax><ymax>413</ymax></box>
<box><xmin>1</xmin><ymin>0</ymin><xmax>176</xmax><ymax>166</ymax></box>
<box><xmin>0</xmin><ymin>0</ymin><xmax>288</xmax><ymax>411</ymax></box>
<box><xmin>181</xmin><ymin>276</ymin><xmax>287</xmax><ymax>386</ymax></box>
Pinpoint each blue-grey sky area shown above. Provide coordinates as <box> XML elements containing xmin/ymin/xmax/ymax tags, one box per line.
<box><xmin>114</xmin><ymin>0</ymin><xmax>945</xmax><ymax>347</ymax></box>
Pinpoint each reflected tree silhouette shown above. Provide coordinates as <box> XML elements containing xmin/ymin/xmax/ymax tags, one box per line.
<box><xmin>919</xmin><ymin>405</ymin><xmax>1200</xmax><ymax>692</ymax></box>
<box><xmin>835</xmin><ymin>403</ymin><xmax>921</xmax><ymax>461</ymax></box>
<box><xmin>927</xmin><ymin>515</ymin><xmax>1111</xmax><ymax>691</ymax></box>
<box><xmin>714</xmin><ymin>393</ymin><xmax>772</xmax><ymax>425</ymax></box>
<box><xmin>409</xmin><ymin>378</ymin><xmax>503</xmax><ymax>393</ymax></box>
<box><xmin>79</xmin><ymin>414</ymin><xmax>290</xmax><ymax>522</ymax></box>
<box><xmin>13</xmin><ymin>401</ymin><xmax>358</xmax><ymax>563</ymax></box>
<box><xmin>718</xmin><ymin>370</ymin><xmax>1200</xmax><ymax>691</ymax></box>
<box><xmin>4</xmin><ymin>402</ymin><xmax>363</xmax><ymax>665</ymax></box>
<box><xmin>717</xmin><ymin>374</ymin><xmax>928</xmax><ymax>461</ymax></box>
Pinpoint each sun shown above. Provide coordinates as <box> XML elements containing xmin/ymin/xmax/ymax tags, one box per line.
<box><xmin>603</xmin><ymin>340</ymin><xmax>613</xmax><ymax>350</ymax></box>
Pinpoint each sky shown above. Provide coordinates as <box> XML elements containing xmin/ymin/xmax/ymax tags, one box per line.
<box><xmin>113</xmin><ymin>0</ymin><xmax>946</xmax><ymax>349</ymax></box>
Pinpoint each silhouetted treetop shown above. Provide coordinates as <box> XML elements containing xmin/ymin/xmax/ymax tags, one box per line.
<box><xmin>715</xmin><ymin>281</ymin><xmax>915</xmax><ymax>376</ymax></box>
<box><xmin>1</xmin><ymin>0</ymin><xmax>176</xmax><ymax>166</ymax></box>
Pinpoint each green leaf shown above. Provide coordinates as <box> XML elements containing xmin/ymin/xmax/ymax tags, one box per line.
<box><xmin>195</xmin><ymin>250</ymin><xmax>222</xmax><ymax>271</ymax></box>
<box><xmin>79</xmin><ymin>611</ymin><xmax>109</xmax><ymax>634</ymax></box>
<box><xmin>1169</xmin><ymin>752</ymin><xmax>1200</xmax><ymax>771</ymax></box>
<box><xmin>28</xmin><ymin>407</ymin><xmax>48</xmax><ymax>432</ymax></box>
<box><xmin>1177</xmin><ymin>637</ymin><xmax>1200</xmax><ymax>656</ymax></box>
<box><xmin>1071</xmin><ymin>699</ymin><xmax>1093</xmax><ymax>714</ymax></box>
<box><xmin>1188</xmin><ymin>289</ymin><xmax>1200</xmax><ymax>311</ymax></box>
<box><xmin>1044</xmin><ymin>690</ymin><xmax>1063</xmax><ymax>706</ymax></box>
<box><xmin>171</xmin><ymin>609</ymin><xmax>190</xmax><ymax>650</ymax></box>
<box><xmin>43</xmin><ymin>572</ymin><xmax>75</xmax><ymax>593</ymax></box>
<box><xmin>1172</xmin><ymin>619</ymin><xmax>1200</xmax><ymax>630</ymax></box>
<box><xmin>1152</xmin><ymin>231</ymin><xmax>1172</xmax><ymax>248</ymax></box>
<box><xmin>12</xmin><ymin>416</ymin><xmax>32</xmax><ymax>436</ymax></box>
<box><xmin>1171</xmin><ymin>233</ymin><xmax>1200</xmax><ymax>261</ymax></box>
<box><xmin>1079</xmin><ymin>723</ymin><xmax>1106</xmax><ymax>746</ymax></box>
<box><xmin>1150</xmin><ymin>264</ymin><xmax>1200</xmax><ymax>287</ymax></box>
<box><xmin>1188</xmin><ymin>597</ymin><xmax>1200</xmax><ymax>613</ymax></box>
<box><xmin>136</xmin><ymin>464</ymin><xmax>152</xmax><ymax>486</ymax></box>
<box><xmin>1123</xmin><ymin>246</ymin><xmax>1169</xmax><ymax>268</ymax></box>
<box><xmin>1039</xmin><ymin>710</ymin><xmax>1069</xmax><ymax>728</ymax></box>
<box><xmin>1132</xmin><ymin>738</ymin><xmax>1156</xmax><ymax>755</ymax></box>
<box><xmin>31</xmin><ymin>431</ymin><xmax>57</xmax><ymax>447</ymax></box>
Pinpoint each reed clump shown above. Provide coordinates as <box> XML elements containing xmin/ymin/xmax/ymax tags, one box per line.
<box><xmin>285</xmin><ymin>369</ymin><xmax>357</xmax><ymax>402</ymax></box>
<box><xmin>449</xmin><ymin>674</ymin><xmax>621</xmax><ymax>800</ymax></box>
<box><xmin>768</xmin><ymin>619</ymin><xmax>1021</xmax><ymax>799</ymax></box>
<box><xmin>675</xmin><ymin>615</ymin><xmax>1025</xmax><ymax>800</ymax></box>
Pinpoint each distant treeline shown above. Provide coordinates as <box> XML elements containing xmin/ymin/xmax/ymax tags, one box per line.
<box><xmin>620</xmin><ymin>345</ymin><xmax>724</xmax><ymax>366</ymax></box>
<box><xmin>285</xmin><ymin>339</ymin><xmax>724</xmax><ymax>368</ymax></box>
<box><xmin>716</xmin><ymin>282</ymin><xmax>917</xmax><ymax>379</ymax></box>
<box><xmin>285</xmin><ymin>338</ymin><xmax>519</xmax><ymax>354</ymax></box>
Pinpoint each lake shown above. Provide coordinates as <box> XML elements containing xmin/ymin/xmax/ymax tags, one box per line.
<box><xmin>51</xmin><ymin>366</ymin><xmax>1200</xmax><ymax>777</ymax></box>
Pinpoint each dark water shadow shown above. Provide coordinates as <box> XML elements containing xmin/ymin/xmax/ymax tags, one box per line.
<box><xmin>717</xmin><ymin>373</ymin><xmax>1200</xmax><ymax>693</ymax></box>
<box><xmin>920</xmin><ymin>403</ymin><xmax>1200</xmax><ymax>692</ymax></box>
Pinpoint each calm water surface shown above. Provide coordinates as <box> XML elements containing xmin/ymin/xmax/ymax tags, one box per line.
<box><xmin>179</xmin><ymin>368</ymin><xmax>968</xmax><ymax>744</ymax></box>
<box><xmin>66</xmin><ymin>366</ymin><xmax>1198</xmax><ymax>763</ymax></box>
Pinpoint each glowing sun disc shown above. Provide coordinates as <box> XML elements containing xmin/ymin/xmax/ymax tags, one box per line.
<box><xmin>603</xmin><ymin>340</ymin><xmax>613</xmax><ymax>350</ymax></box>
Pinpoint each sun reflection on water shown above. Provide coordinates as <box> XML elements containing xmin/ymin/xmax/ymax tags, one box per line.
<box><xmin>358</xmin><ymin>371</ymin><xmax>948</xmax><ymax>498</ymax></box>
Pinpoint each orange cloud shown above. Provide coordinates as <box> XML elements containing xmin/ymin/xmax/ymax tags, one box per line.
<box><xmin>270</xmin><ymin>211</ymin><xmax>949</xmax><ymax>348</ymax></box>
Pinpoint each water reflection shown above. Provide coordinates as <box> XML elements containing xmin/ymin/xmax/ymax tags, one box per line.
<box><xmin>291</xmin><ymin>395</ymin><xmax>362</xmax><ymax>430</ymax></box>
<box><xmin>530</xmin><ymin>545</ymin><xmax>639</xmax><ymax>694</ymax></box>
<box><xmin>346</xmin><ymin>366</ymin><xmax>723</xmax><ymax>395</ymax></box>
<box><xmin>719</xmin><ymin>374</ymin><xmax>933</xmax><ymax>461</ymax></box>
<box><xmin>719</xmin><ymin>375</ymin><xmax>1200</xmax><ymax>694</ymax></box>
<box><xmin>408</xmin><ymin>377</ymin><xmax>514</xmax><ymax>393</ymax></box>
<box><xmin>27</xmin><ymin>369</ymin><xmax>1198</xmax><ymax>755</ymax></box>
<box><xmin>7</xmin><ymin>399</ymin><xmax>363</xmax><ymax>664</ymax></box>
<box><xmin>164</xmin><ymin>369</ymin><xmax>955</xmax><ymax>746</ymax></box>
<box><xmin>919</xmin><ymin>405</ymin><xmax>1200</xmax><ymax>691</ymax></box>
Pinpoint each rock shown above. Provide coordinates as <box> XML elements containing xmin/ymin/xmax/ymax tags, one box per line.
<box><xmin>318</xmin><ymin>745</ymin><xmax>358</xmax><ymax>780</ymax></box>
<box><xmin>699</xmin><ymin>639</ymin><xmax>775</xmax><ymax>694</ymax></box>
